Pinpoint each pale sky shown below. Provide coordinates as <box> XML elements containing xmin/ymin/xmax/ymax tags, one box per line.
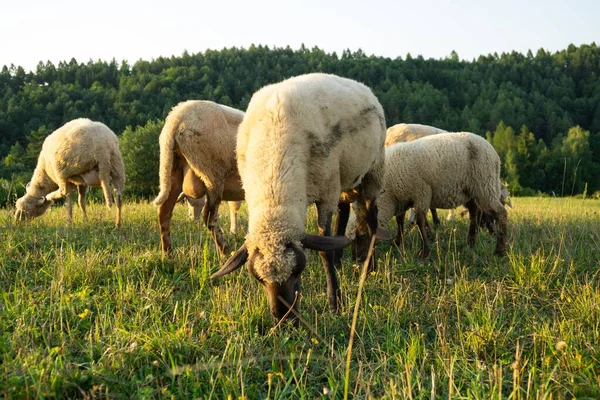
<box><xmin>2</xmin><ymin>0</ymin><xmax>598</xmax><ymax>72</ymax></box>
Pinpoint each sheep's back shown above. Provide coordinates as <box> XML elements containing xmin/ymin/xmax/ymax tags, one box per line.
<box><xmin>41</xmin><ymin>119</ymin><xmax>119</xmax><ymax>180</ymax></box>
<box><xmin>166</xmin><ymin>100</ymin><xmax>240</xmax><ymax>177</ymax></box>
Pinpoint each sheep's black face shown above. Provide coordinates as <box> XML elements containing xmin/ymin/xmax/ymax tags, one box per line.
<box><xmin>247</xmin><ymin>243</ymin><xmax>307</xmax><ymax>322</ymax></box>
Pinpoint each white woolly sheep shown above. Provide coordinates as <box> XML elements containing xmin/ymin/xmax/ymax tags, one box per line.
<box><xmin>153</xmin><ymin>100</ymin><xmax>245</xmax><ymax>257</ymax></box>
<box><xmin>385</xmin><ymin>123</ymin><xmax>512</xmax><ymax>228</ymax></box>
<box><xmin>211</xmin><ymin>73</ymin><xmax>387</xmax><ymax>322</ymax></box>
<box><xmin>177</xmin><ymin>192</ymin><xmax>242</xmax><ymax>234</ymax></box>
<box><xmin>385</xmin><ymin>123</ymin><xmax>448</xmax><ymax>225</ymax></box>
<box><xmin>14</xmin><ymin>118</ymin><xmax>125</xmax><ymax>227</ymax></box>
<box><xmin>350</xmin><ymin>132</ymin><xmax>508</xmax><ymax>258</ymax></box>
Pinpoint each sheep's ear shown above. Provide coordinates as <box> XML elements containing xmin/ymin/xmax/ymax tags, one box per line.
<box><xmin>211</xmin><ymin>244</ymin><xmax>248</xmax><ymax>278</ymax></box>
<box><xmin>301</xmin><ymin>235</ymin><xmax>350</xmax><ymax>251</ymax></box>
<box><xmin>505</xmin><ymin>198</ymin><xmax>513</xmax><ymax>209</ymax></box>
<box><xmin>376</xmin><ymin>227</ymin><xmax>392</xmax><ymax>241</ymax></box>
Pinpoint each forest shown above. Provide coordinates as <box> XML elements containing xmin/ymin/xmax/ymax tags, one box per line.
<box><xmin>1</xmin><ymin>43</ymin><xmax>599</xmax><ymax>202</ymax></box>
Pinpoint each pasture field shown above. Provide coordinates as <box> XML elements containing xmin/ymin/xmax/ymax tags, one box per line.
<box><xmin>1</xmin><ymin>197</ymin><xmax>599</xmax><ymax>398</ymax></box>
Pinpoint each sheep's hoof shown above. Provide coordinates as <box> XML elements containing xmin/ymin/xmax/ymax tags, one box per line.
<box><xmin>495</xmin><ymin>248</ymin><xmax>507</xmax><ymax>257</ymax></box>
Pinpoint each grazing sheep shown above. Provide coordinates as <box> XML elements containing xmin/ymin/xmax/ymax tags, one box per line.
<box><xmin>14</xmin><ymin>118</ymin><xmax>125</xmax><ymax>227</ymax></box>
<box><xmin>153</xmin><ymin>100</ymin><xmax>245</xmax><ymax>257</ymax></box>
<box><xmin>211</xmin><ymin>73</ymin><xmax>387</xmax><ymax>322</ymax></box>
<box><xmin>177</xmin><ymin>192</ymin><xmax>242</xmax><ymax>235</ymax></box>
<box><xmin>385</xmin><ymin>123</ymin><xmax>448</xmax><ymax>225</ymax></box>
<box><xmin>350</xmin><ymin>132</ymin><xmax>508</xmax><ymax>258</ymax></box>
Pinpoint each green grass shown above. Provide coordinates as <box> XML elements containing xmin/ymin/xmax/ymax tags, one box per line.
<box><xmin>1</xmin><ymin>197</ymin><xmax>599</xmax><ymax>398</ymax></box>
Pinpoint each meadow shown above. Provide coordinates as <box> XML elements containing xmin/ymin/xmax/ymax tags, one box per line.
<box><xmin>1</xmin><ymin>197</ymin><xmax>599</xmax><ymax>398</ymax></box>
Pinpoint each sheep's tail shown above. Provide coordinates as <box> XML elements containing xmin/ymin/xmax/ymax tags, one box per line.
<box><xmin>153</xmin><ymin>117</ymin><xmax>178</xmax><ymax>206</ymax></box>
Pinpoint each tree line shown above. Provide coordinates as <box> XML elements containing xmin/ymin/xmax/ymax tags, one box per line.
<box><xmin>1</xmin><ymin>43</ymin><xmax>599</xmax><ymax>204</ymax></box>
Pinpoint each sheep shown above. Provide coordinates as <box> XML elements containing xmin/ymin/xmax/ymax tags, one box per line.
<box><xmin>385</xmin><ymin>123</ymin><xmax>447</xmax><ymax>226</ymax></box>
<box><xmin>349</xmin><ymin>132</ymin><xmax>508</xmax><ymax>259</ymax></box>
<box><xmin>153</xmin><ymin>100</ymin><xmax>245</xmax><ymax>257</ymax></box>
<box><xmin>211</xmin><ymin>73</ymin><xmax>387</xmax><ymax>322</ymax></box>
<box><xmin>177</xmin><ymin>192</ymin><xmax>242</xmax><ymax>234</ymax></box>
<box><xmin>385</xmin><ymin>123</ymin><xmax>512</xmax><ymax>229</ymax></box>
<box><xmin>14</xmin><ymin>118</ymin><xmax>125</xmax><ymax>227</ymax></box>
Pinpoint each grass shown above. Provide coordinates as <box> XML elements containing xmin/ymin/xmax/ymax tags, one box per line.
<box><xmin>1</xmin><ymin>197</ymin><xmax>599</xmax><ymax>398</ymax></box>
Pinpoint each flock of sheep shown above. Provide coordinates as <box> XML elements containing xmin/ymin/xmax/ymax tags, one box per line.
<box><xmin>14</xmin><ymin>73</ymin><xmax>510</xmax><ymax>323</ymax></box>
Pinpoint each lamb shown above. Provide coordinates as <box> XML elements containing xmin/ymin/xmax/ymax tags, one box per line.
<box><xmin>14</xmin><ymin>118</ymin><xmax>125</xmax><ymax>227</ymax></box>
<box><xmin>385</xmin><ymin>123</ymin><xmax>447</xmax><ymax>225</ymax></box>
<box><xmin>211</xmin><ymin>73</ymin><xmax>387</xmax><ymax>322</ymax></box>
<box><xmin>153</xmin><ymin>100</ymin><xmax>245</xmax><ymax>257</ymax></box>
<box><xmin>177</xmin><ymin>193</ymin><xmax>242</xmax><ymax>234</ymax></box>
<box><xmin>350</xmin><ymin>132</ymin><xmax>508</xmax><ymax>258</ymax></box>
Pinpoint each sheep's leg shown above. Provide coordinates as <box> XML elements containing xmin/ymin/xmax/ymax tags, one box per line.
<box><xmin>466</xmin><ymin>199</ymin><xmax>479</xmax><ymax>247</ymax></box>
<box><xmin>354</xmin><ymin>197</ymin><xmax>378</xmax><ymax>271</ymax></box>
<box><xmin>333</xmin><ymin>202</ymin><xmax>350</xmax><ymax>269</ymax></box>
<box><xmin>65</xmin><ymin>183</ymin><xmax>75</xmax><ymax>224</ymax></box>
<box><xmin>479</xmin><ymin>211</ymin><xmax>495</xmax><ymax>234</ymax></box>
<box><xmin>316</xmin><ymin>203</ymin><xmax>341</xmax><ymax>314</ymax></box>
<box><xmin>77</xmin><ymin>185</ymin><xmax>88</xmax><ymax>223</ymax></box>
<box><xmin>46</xmin><ymin>185</ymin><xmax>68</xmax><ymax>202</ymax></box>
<box><xmin>416</xmin><ymin>210</ymin><xmax>430</xmax><ymax>258</ymax></box>
<box><xmin>203</xmin><ymin>191</ymin><xmax>229</xmax><ymax>257</ymax></box>
<box><xmin>158</xmin><ymin>167</ymin><xmax>183</xmax><ymax>257</ymax></box>
<box><xmin>430</xmin><ymin>208</ymin><xmax>440</xmax><ymax>227</ymax></box>
<box><xmin>98</xmin><ymin>165</ymin><xmax>113</xmax><ymax>208</ymax></box>
<box><xmin>114</xmin><ymin>186</ymin><xmax>122</xmax><ymax>229</ymax></box>
<box><xmin>228</xmin><ymin>201</ymin><xmax>242</xmax><ymax>235</ymax></box>
<box><xmin>352</xmin><ymin>166</ymin><xmax>383</xmax><ymax>269</ymax></box>
<box><xmin>395</xmin><ymin>212</ymin><xmax>406</xmax><ymax>246</ymax></box>
<box><xmin>491</xmin><ymin>204</ymin><xmax>508</xmax><ymax>256</ymax></box>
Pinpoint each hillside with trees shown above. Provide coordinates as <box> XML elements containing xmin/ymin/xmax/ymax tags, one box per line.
<box><xmin>1</xmin><ymin>43</ymin><xmax>599</xmax><ymax>202</ymax></box>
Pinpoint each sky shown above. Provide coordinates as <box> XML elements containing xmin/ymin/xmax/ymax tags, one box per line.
<box><xmin>2</xmin><ymin>0</ymin><xmax>599</xmax><ymax>72</ymax></box>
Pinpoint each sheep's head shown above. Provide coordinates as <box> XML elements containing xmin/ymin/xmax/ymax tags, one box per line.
<box><xmin>14</xmin><ymin>194</ymin><xmax>53</xmax><ymax>221</ymax></box>
<box><xmin>346</xmin><ymin>212</ymin><xmax>392</xmax><ymax>261</ymax></box>
<box><xmin>211</xmin><ymin>235</ymin><xmax>349</xmax><ymax>322</ymax></box>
